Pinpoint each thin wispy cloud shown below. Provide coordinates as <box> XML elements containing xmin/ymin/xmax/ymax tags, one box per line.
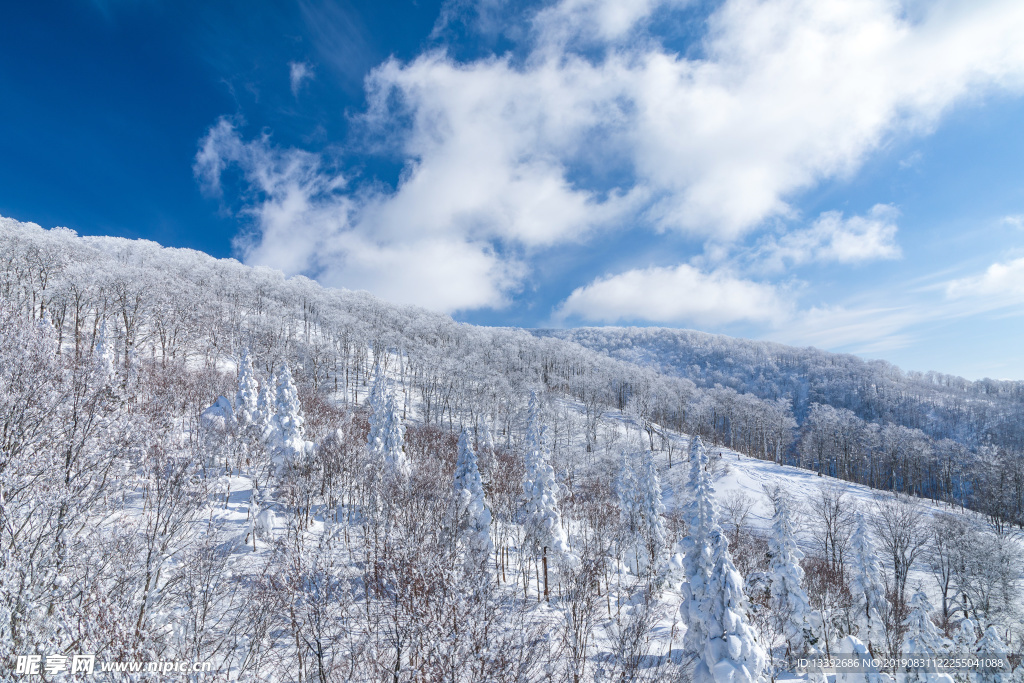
<box><xmin>289</xmin><ymin>61</ymin><xmax>314</xmax><ymax>97</ymax></box>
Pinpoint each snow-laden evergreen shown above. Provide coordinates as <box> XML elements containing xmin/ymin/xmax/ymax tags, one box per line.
<box><xmin>615</xmin><ymin>448</ymin><xmax>667</xmax><ymax>574</ymax></box>
<box><xmin>449</xmin><ymin>429</ymin><xmax>494</xmax><ymax>573</ymax></box>
<box><xmin>768</xmin><ymin>495</ymin><xmax>823</xmax><ymax>658</ymax></box>
<box><xmin>93</xmin><ymin>319</ymin><xmax>115</xmax><ymax>384</ymax></box>
<box><xmin>951</xmin><ymin>619</ymin><xmax>978</xmax><ymax>683</ymax></box>
<box><xmin>681</xmin><ymin>435</ymin><xmax>767</xmax><ymax>683</ymax></box>
<box><xmin>706</xmin><ymin>526</ymin><xmax>768</xmax><ymax>683</ymax></box>
<box><xmin>849</xmin><ymin>510</ymin><xmax>889</xmax><ymax>653</ymax></box>
<box><xmin>367</xmin><ymin>365</ymin><xmax>410</xmax><ymax>482</ymax></box>
<box><xmin>835</xmin><ymin>635</ymin><xmax>887</xmax><ymax>683</ymax></box>
<box><xmin>680</xmin><ymin>436</ymin><xmax>716</xmax><ymax>656</ymax></box>
<box><xmin>636</xmin><ymin>448</ymin><xmax>667</xmax><ymax>569</ymax></box>
<box><xmin>616</xmin><ymin>450</ymin><xmax>643</xmax><ymax>570</ymax></box>
<box><xmin>271</xmin><ymin>362</ymin><xmax>305</xmax><ymax>459</ymax></box>
<box><xmin>521</xmin><ymin>392</ymin><xmax>572</xmax><ymax>596</ymax></box>
<box><xmin>255</xmin><ymin>369</ymin><xmax>275</xmax><ymax>435</ymax></box>
<box><xmin>234</xmin><ymin>347</ymin><xmax>259</xmax><ymax>426</ymax></box>
<box><xmin>975</xmin><ymin>626</ymin><xmax>1010</xmax><ymax>683</ymax></box>
<box><xmin>902</xmin><ymin>592</ymin><xmax>953</xmax><ymax>683</ymax></box>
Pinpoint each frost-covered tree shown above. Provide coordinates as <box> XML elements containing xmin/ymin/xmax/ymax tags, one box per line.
<box><xmin>271</xmin><ymin>362</ymin><xmax>305</xmax><ymax>460</ymax></box>
<box><xmin>849</xmin><ymin>510</ymin><xmax>889</xmax><ymax>654</ymax></box>
<box><xmin>768</xmin><ymin>495</ymin><xmax>823</xmax><ymax>658</ymax></box>
<box><xmin>681</xmin><ymin>435</ymin><xmax>767</xmax><ymax>683</ymax></box>
<box><xmin>902</xmin><ymin>592</ymin><xmax>953</xmax><ymax>683</ymax></box>
<box><xmin>367</xmin><ymin>366</ymin><xmax>410</xmax><ymax>482</ymax></box>
<box><xmin>705</xmin><ymin>527</ymin><xmax>768</xmax><ymax>683</ymax></box>
<box><xmin>255</xmin><ymin>370</ymin><xmax>275</xmax><ymax>434</ymax></box>
<box><xmin>449</xmin><ymin>429</ymin><xmax>493</xmax><ymax>573</ymax></box>
<box><xmin>975</xmin><ymin>626</ymin><xmax>1010</xmax><ymax>683</ymax></box>
<box><xmin>636</xmin><ymin>448</ymin><xmax>667</xmax><ymax>570</ymax></box>
<box><xmin>93</xmin><ymin>319</ymin><xmax>115</xmax><ymax>384</ymax></box>
<box><xmin>616</xmin><ymin>451</ymin><xmax>643</xmax><ymax>571</ymax></box>
<box><xmin>680</xmin><ymin>436</ymin><xmax>716</xmax><ymax>658</ymax></box>
<box><xmin>521</xmin><ymin>392</ymin><xmax>570</xmax><ymax>601</ymax></box>
<box><xmin>616</xmin><ymin>448</ymin><xmax>666</xmax><ymax>574</ymax></box>
<box><xmin>951</xmin><ymin>618</ymin><xmax>978</xmax><ymax>683</ymax></box>
<box><xmin>234</xmin><ymin>347</ymin><xmax>259</xmax><ymax>426</ymax></box>
<box><xmin>835</xmin><ymin>635</ymin><xmax>886</xmax><ymax>683</ymax></box>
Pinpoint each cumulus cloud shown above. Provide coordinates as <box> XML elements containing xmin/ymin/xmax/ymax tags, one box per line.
<box><xmin>195</xmin><ymin>118</ymin><xmax>522</xmax><ymax>312</ymax></box>
<box><xmin>755</xmin><ymin>204</ymin><xmax>902</xmax><ymax>272</ymax></box>
<box><xmin>554</xmin><ymin>264</ymin><xmax>790</xmax><ymax>326</ymax></box>
<box><xmin>201</xmin><ymin>0</ymin><xmax>1024</xmax><ymax>322</ymax></box>
<box><xmin>945</xmin><ymin>257</ymin><xmax>1024</xmax><ymax>302</ymax></box>
<box><xmin>289</xmin><ymin>61</ymin><xmax>314</xmax><ymax>97</ymax></box>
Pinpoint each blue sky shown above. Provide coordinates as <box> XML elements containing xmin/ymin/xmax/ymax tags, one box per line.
<box><xmin>3</xmin><ymin>0</ymin><xmax>1024</xmax><ymax>379</ymax></box>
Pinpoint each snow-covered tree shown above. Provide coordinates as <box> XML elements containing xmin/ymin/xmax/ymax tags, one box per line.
<box><xmin>93</xmin><ymin>319</ymin><xmax>115</xmax><ymax>384</ymax></box>
<box><xmin>617</xmin><ymin>448</ymin><xmax>667</xmax><ymax>574</ymax></box>
<box><xmin>902</xmin><ymin>592</ymin><xmax>953</xmax><ymax>683</ymax></box>
<box><xmin>234</xmin><ymin>347</ymin><xmax>259</xmax><ymax>426</ymax></box>
<box><xmin>681</xmin><ymin>435</ymin><xmax>767</xmax><ymax>683</ymax></box>
<box><xmin>849</xmin><ymin>510</ymin><xmax>889</xmax><ymax>654</ymax></box>
<box><xmin>951</xmin><ymin>619</ymin><xmax>977</xmax><ymax>683</ymax></box>
<box><xmin>636</xmin><ymin>448</ymin><xmax>667</xmax><ymax>569</ymax></box>
<box><xmin>367</xmin><ymin>366</ymin><xmax>410</xmax><ymax>482</ymax></box>
<box><xmin>271</xmin><ymin>362</ymin><xmax>305</xmax><ymax>459</ymax></box>
<box><xmin>835</xmin><ymin>635</ymin><xmax>887</xmax><ymax>683</ymax></box>
<box><xmin>680</xmin><ymin>436</ymin><xmax>716</xmax><ymax>655</ymax></box>
<box><xmin>705</xmin><ymin>527</ymin><xmax>768</xmax><ymax>683</ymax></box>
<box><xmin>975</xmin><ymin>626</ymin><xmax>1010</xmax><ymax>683</ymax></box>
<box><xmin>616</xmin><ymin>451</ymin><xmax>643</xmax><ymax>571</ymax></box>
<box><xmin>255</xmin><ymin>370</ymin><xmax>275</xmax><ymax>434</ymax></box>
<box><xmin>768</xmin><ymin>495</ymin><xmax>823</xmax><ymax>658</ymax></box>
<box><xmin>449</xmin><ymin>429</ymin><xmax>494</xmax><ymax>573</ymax></box>
<box><xmin>521</xmin><ymin>392</ymin><xmax>571</xmax><ymax>600</ymax></box>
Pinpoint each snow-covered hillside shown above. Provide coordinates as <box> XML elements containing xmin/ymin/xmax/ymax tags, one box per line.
<box><xmin>1</xmin><ymin>216</ymin><xmax>1021</xmax><ymax>682</ymax></box>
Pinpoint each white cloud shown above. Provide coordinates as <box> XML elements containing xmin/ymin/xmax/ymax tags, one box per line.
<box><xmin>360</xmin><ymin>0</ymin><xmax>1024</xmax><ymax>244</ymax></box>
<box><xmin>194</xmin><ymin>118</ymin><xmax>521</xmax><ymax>312</ymax></box>
<box><xmin>555</xmin><ymin>264</ymin><xmax>789</xmax><ymax>326</ymax></box>
<box><xmin>756</xmin><ymin>204</ymin><xmax>901</xmax><ymax>271</ymax></box>
<box><xmin>1000</xmin><ymin>214</ymin><xmax>1024</xmax><ymax>229</ymax></box>
<box><xmin>201</xmin><ymin>0</ymin><xmax>1024</xmax><ymax>316</ymax></box>
<box><xmin>289</xmin><ymin>61</ymin><xmax>314</xmax><ymax>97</ymax></box>
<box><xmin>945</xmin><ymin>257</ymin><xmax>1024</xmax><ymax>303</ymax></box>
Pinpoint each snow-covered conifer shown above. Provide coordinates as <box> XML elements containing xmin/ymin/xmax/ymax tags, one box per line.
<box><xmin>902</xmin><ymin>592</ymin><xmax>953</xmax><ymax>683</ymax></box>
<box><xmin>449</xmin><ymin>429</ymin><xmax>493</xmax><ymax>573</ymax></box>
<box><xmin>951</xmin><ymin>619</ymin><xmax>977</xmax><ymax>683</ymax></box>
<box><xmin>680</xmin><ymin>435</ymin><xmax>716</xmax><ymax>654</ymax></box>
<box><xmin>768</xmin><ymin>495</ymin><xmax>823</xmax><ymax>657</ymax></box>
<box><xmin>975</xmin><ymin>627</ymin><xmax>1010</xmax><ymax>683</ymax></box>
<box><xmin>636</xmin><ymin>449</ymin><xmax>667</xmax><ymax>570</ymax></box>
<box><xmin>256</xmin><ymin>370</ymin><xmax>275</xmax><ymax>433</ymax></box>
<box><xmin>835</xmin><ymin>635</ymin><xmax>886</xmax><ymax>683</ymax></box>
<box><xmin>522</xmin><ymin>392</ymin><xmax>571</xmax><ymax>599</ymax></box>
<box><xmin>93</xmin><ymin>319</ymin><xmax>115</xmax><ymax>384</ymax></box>
<box><xmin>367</xmin><ymin>368</ymin><xmax>410</xmax><ymax>482</ymax></box>
<box><xmin>616</xmin><ymin>450</ymin><xmax>642</xmax><ymax>569</ymax></box>
<box><xmin>705</xmin><ymin>526</ymin><xmax>768</xmax><ymax>683</ymax></box>
<box><xmin>680</xmin><ymin>435</ymin><xmax>766</xmax><ymax>683</ymax></box>
<box><xmin>234</xmin><ymin>347</ymin><xmax>259</xmax><ymax>426</ymax></box>
<box><xmin>271</xmin><ymin>362</ymin><xmax>304</xmax><ymax>458</ymax></box>
<box><xmin>849</xmin><ymin>510</ymin><xmax>889</xmax><ymax>653</ymax></box>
